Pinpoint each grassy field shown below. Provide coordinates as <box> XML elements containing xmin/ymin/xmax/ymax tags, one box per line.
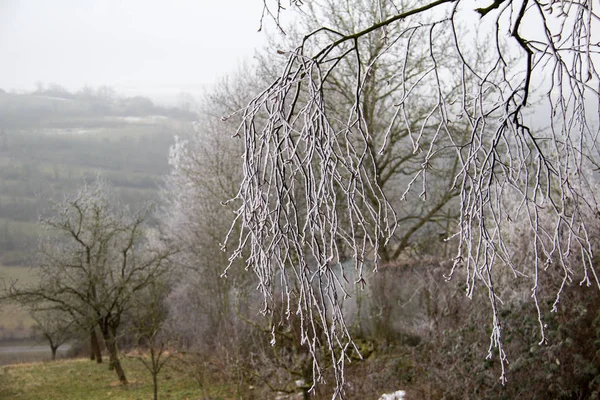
<box><xmin>0</xmin><ymin>265</ymin><xmax>39</xmax><ymax>339</ymax></box>
<box><xmin>0</xmin><ymin>109</ymin><xmax>182</xmax><ymax>267</ymax></box>
<box><xmin>0</xmin><ymin>357</ymin><xmax>234</xmax><ymax>400</ymax></box>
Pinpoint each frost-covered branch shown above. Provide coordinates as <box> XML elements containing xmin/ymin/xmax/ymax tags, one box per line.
<box><xmin>227</xmin><ymin>0</ymin><xmax>600</xmax><ymax>392</ymax></box>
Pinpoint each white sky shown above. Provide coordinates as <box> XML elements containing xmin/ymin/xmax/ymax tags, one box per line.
<box><xmin>0</xmin><ymin>0</ymin><xmax>269</xmax><ymax>102</ymax></box>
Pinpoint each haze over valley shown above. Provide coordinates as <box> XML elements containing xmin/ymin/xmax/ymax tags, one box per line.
<box><xmin>1</xmin><ymin>1</ymin><xmax>599</xmax><ymax>399</ymax></box>
<box><xmin>0</xmin><ymin>86</ymin><xmax>197</xmax><ymax>268</ymax></box>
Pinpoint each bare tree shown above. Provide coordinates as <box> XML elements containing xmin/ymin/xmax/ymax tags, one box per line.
<box><xmin>6</xmin><ymin>179</ymin><xmax>174</xmax><ymax>385</ymax></box>
<box><xmin>129</xmin><ymin>281</ymin><xmax>176</xmax><ymax>400</ymax></box>
<box><xmin>226</xmin><ymin>0</ymin><xmax>600</xmax><ymax>393</ymax></box>
<box><xmin>30</xmin><ymin>307</ymin><xmax>74</xmax><ymax>361</ymax></box>
<box><xmin>262</xmin><ymin>0</ymin><xmax>469</xmax><ymax>261</ymax></box>
<box><xmin>160</xmin><ymin>68</ymin><xmax>272</xmax><ymax>343</ymax></box>
<box><xmin>159</xmin><ymin>74</ymin><xmax>266</xmax><ymax>397</ymax></box>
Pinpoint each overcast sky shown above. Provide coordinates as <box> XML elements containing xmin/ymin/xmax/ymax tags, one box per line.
<box><xmin>0</xmin><ymin>0</ymin><xmax>269</xmax><ymax>102</ymax></box>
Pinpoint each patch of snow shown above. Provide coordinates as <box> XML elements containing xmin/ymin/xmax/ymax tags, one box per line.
<box><xmin>379</xmin><ymin>390</ymin><xmax>406</xmax><ymax>400</ymax></box>
<box><xmin>116</xmin><ymin>115</ymin><xmax>169</xmax><ymax>124</ymax></box>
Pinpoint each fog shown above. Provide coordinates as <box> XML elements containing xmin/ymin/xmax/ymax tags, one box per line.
<box><xmin>0</xmin><ymin>0</ymin><xmax>268</xmax><ymax>103</ymax></box>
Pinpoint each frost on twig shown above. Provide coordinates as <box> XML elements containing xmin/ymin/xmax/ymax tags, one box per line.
<box><xmin>226</xmin><ymin>0</ymin><xmax>600</xmax><ymax>392</ymax></box>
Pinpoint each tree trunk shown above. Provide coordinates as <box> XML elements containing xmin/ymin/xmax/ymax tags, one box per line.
<box><xmin>91</xmin><ymin>329</ymin><xmax>102</xmax><ymax>364</ymax></box>
<box><xmin>102</xmin><ymin>327</ymin><xmax>128</xmax><ymax>385</ymax></box>
<box><xmin>153</xmin><ymin>373</ymin><xmax>158</xmax><ymax>400</ymax></box>
<box><xmin>50</xmin><ymin>345</ymin><xmax>58</xmax><ymax>361</ymax></box>
<box><xmin>90</xmin><ymin>331</ymin><xmax>94</xmax><ymax>360</ymax></box>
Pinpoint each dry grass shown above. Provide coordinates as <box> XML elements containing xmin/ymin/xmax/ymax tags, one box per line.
<box><xmin>0</xmin><ymin>356</ymin><xmax>232</xmax><ymax>400</ymax></box>
<box><xmin>0</xmin><ymin>265</ymin><xmax>39</xmax><ymax>339</ymax></box>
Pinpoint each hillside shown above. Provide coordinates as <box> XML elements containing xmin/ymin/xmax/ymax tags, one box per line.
<box><xmin>0</xmin><ymin>88</ymin><xmax>196</xmax><ymax>266</ymax></box>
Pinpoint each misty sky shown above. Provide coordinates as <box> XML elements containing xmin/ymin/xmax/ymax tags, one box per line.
<box><xmin>0</xmin><ymin>0</ymin><xmax>269</xmax><ymax>101</ymax></box>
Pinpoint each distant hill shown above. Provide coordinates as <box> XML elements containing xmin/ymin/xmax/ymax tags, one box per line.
<box><xmin>0</xmin><ymin>88</ymin><xmax>196</xmax><ymax>129</ymax></box>
<box><xmin>0</xmin><ymin>87</ymin><xmax>197</xmax><ymax>266</ymax></box>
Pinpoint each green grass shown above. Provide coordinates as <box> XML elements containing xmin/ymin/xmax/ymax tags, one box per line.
<box><xmin>0</xmin><ymin>158</ymin><xmax>162</xmax><ymax>188</ymax></box>
<box><xmin>0</xmin><ymin>115</ymin><xmax>177</xmax><ymax>268</ymax></box>
<box><xmin>0</xmin><ymin>357</ymin><xmax>234</xmax><ymax>400</ymax></box>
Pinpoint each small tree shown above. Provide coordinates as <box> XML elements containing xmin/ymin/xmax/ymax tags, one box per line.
<box><xmin>129</xmin><ymin>282</ymin><xmax>176</xmax><ymax>400</ymax></box>
<box><xmin>160</xmin><ymin>72</ymin><xmax>259</xmax><ymax>386</ymax></box>
<box><xmin>30</xmin><ymin>307</ymin><xmax>74</xmax><ymax>361</ymax></box>
<box><xmin>6</xmin><ymin>179</ymin><xmax>174</xmax><ymax>385</ymax></box>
